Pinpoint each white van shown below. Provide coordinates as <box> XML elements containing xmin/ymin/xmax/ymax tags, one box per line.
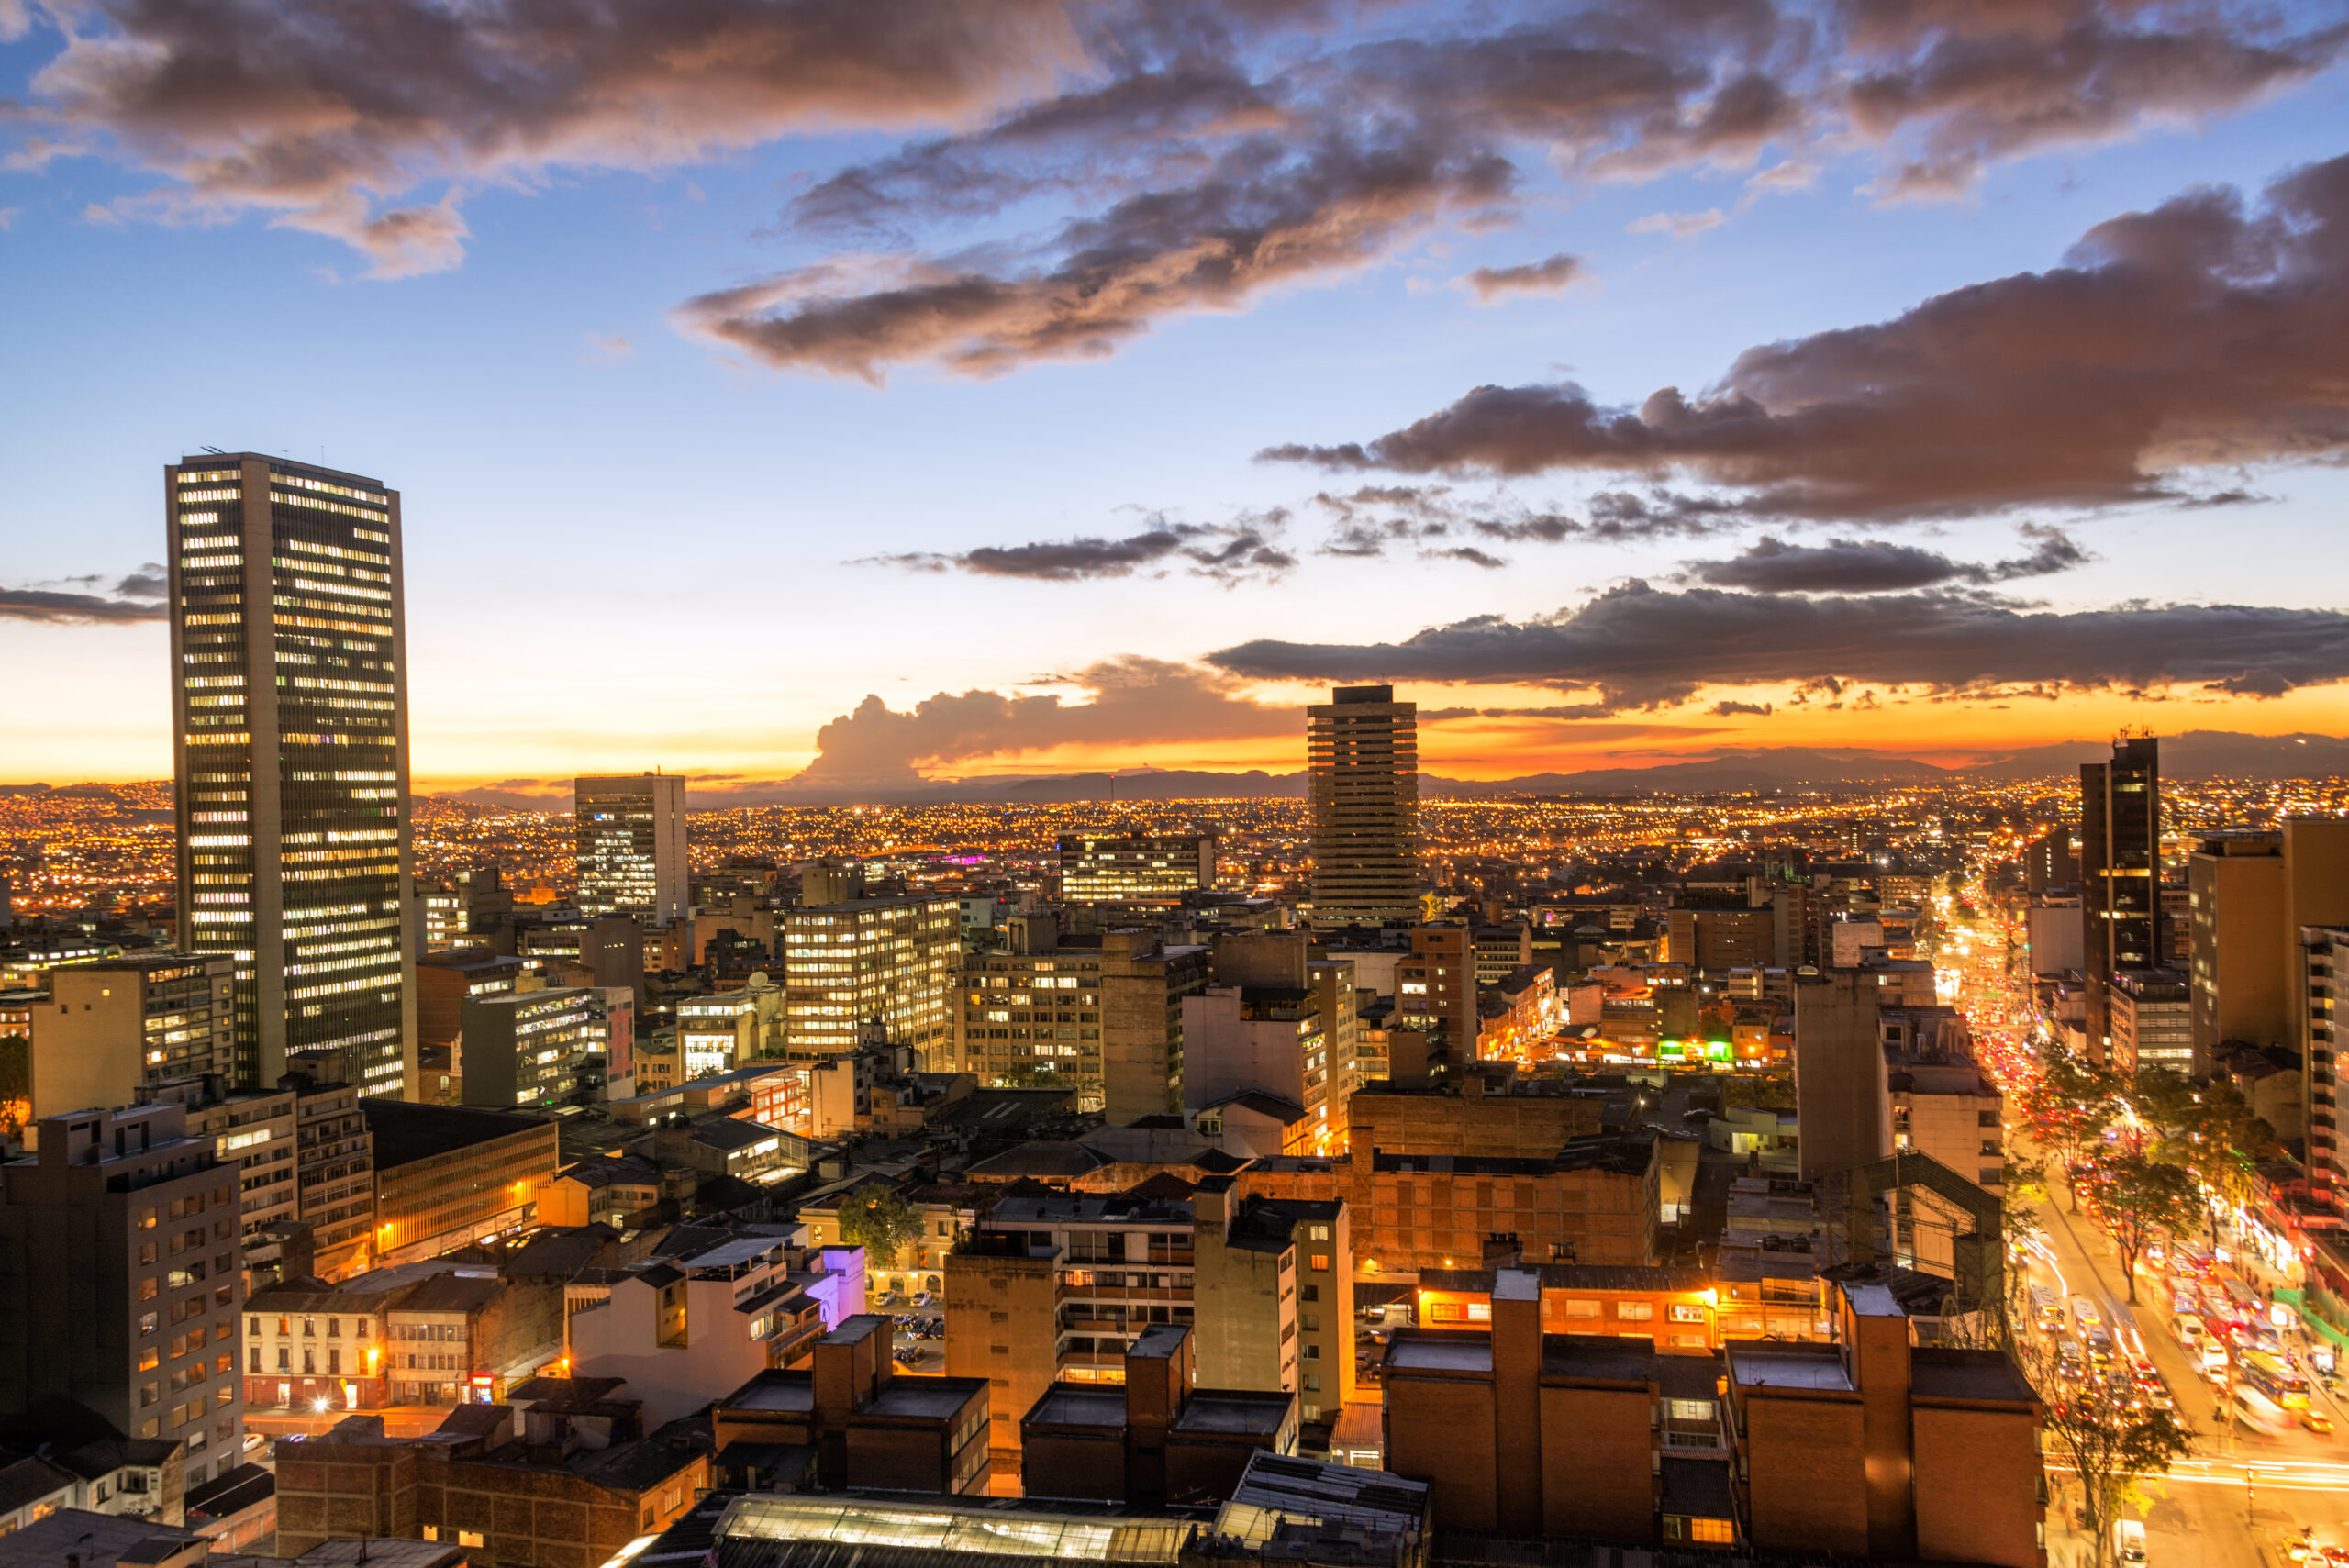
<box><xmin>2232</xmin><ymin>1385</ymin><xmax>2288</xmax><ymax>1434</ymax></box>
<box><xmin>2112</xmin><ymin>1518</ymin><xmax>2147</xmax><ymax>1564</ymax></box>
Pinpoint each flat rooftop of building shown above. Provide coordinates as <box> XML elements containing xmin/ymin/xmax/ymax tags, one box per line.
<box><xmin>393</xmin><ymin>1273</ymin><xmax>504</xmax><ymax>1314</ymax></box>
<box><xmin>865</xmin><ymin>1376</ymin><xmax>988</xmax><ymax>1420</ymax></box>
<box><xmin>183</xmin><ymin>1462</ymin><xmax>275</xmax><ymax>1522</ymax></box>
<box><xmin>362</xmin><ymin>1099</ymin><xmax>550</xmax><ymax>1168</ymax></box>
<box><xmin>1538</xmin><ymin>1334</ymin><xmax>1657</xmax><ymax>1384</ymax></box>
<box><xmin>1384</xmin><ymin>1331</ymin><xmax>1494</xmax><ymax>1375</ymax></box>
<box><xmin>0</xmin><ymin>1508</ymin><xmax>208</xmax><ymax>1568</ymax></box>
<box><xmin>1910</xmin><ymin>1348</ymin><xmax>2040</xmax><ymax>1405</ymax></box>
<box><xmin>1726</xmin><ymin>1341</ymin><xmax>1853</xmax><ymax>1393</ymax></box>
<box><xmin>1176</xmin><ymin>1389</ymin><xmax>1295</xmax><ymax>1436</ymax></box>
<box><xmin>1225</xmin><ymin>1449</ymin><xmax>1429</xmax><ymax>1534</ymax></box>
<box><xmin>720</xmin><ymin>1370</ymin><xmax>818</xmax><ymax>1415</ymax></box>
<box><xmin>1022</xmin><ymin>1384</ymin><xmax>1130</xmax><ymax>1430</ymax></box>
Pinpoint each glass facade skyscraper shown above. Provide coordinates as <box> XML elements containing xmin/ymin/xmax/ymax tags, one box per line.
<box><xmin>168</xmin><ymin>454</ymin><xmax>417</xmax><ymax>1097</ymax></box>
<box><xmin>574</xmin><ymin>773</ymin><xmax>689</xmax><ymax>923</ymax></box>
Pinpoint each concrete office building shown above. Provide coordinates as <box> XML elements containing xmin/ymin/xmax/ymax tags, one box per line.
<box><xmin>458</xmin><ymin>988</ymin><xmax>602</xmax><ymax>1107</ymax></box>
<box><xmin>2080</xmin><ymin>735</ymin><xmax>2163</xmax><ymax>1051</ymax></box>
<box><xmin>2110</xmin><ymin>970</ymin><xmax>2191</xmax><ymax>1073</ymax></box>
<box><xmin>1792</xmin><ymin>970</ymin><xmax>1894</xmax><ymax>1182</ymax></box>
<box><xmin>1307</xmin><ymin>685</ymin><xmax>1419</xmax><ymax>926</ymax></box>
<box><xmin>573</xmin><ymin>773</ymin><xmax>688</xmax><ymax>925</ymax></box>
<box><xmin>1181</xmin><ymin>985</ymin><xmax>1333</xmax><ymax>1155</ymax></box>
<box><xmin>2188</xmin><ymin>823</ymin><xmax>2349</xmax><ymax>1071</ymax></box>
<box><xmin>781</xmin><ymin>895</ymin><xmax>960</xmax><ymax>1062</ymax></box>
<box><xmin>362</xmin><ymin>1102</ymin><xmax>561</xmax><ymax>1260</ymax></box>
<box><xmin>167</xmin><ymin>454</ymin><xmax>417</xmax><ymax>1101</ymax></box>
<box><xmin>954</xmin><ymin>915</ymin><xmax>1209</xmax><ymax>1120</ymax></box>
<box><xmin>0</xmin><ymin>1105</ymin><xmax>245</xmax><ymax>1484</ymax></box>
<box><xmin>2302</xmin><ymin>928</ymin><xmax>2349</xmax><ymax>1212</ymax></box>
<box><xmin>1058</xmin><ymin>834</ymin><xmax>1219</xmax><ymax>904</ymax></box>
<box><xmin>25</xmin><ymin>953</ymin><xmax>235</xmax><ymax>1126</ymax></box>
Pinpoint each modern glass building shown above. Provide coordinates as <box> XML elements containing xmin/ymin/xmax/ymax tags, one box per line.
<box><xmin>168</xmin><ymin>454</ymin><xmax>417</xmax><ymax>1098</ymax></box>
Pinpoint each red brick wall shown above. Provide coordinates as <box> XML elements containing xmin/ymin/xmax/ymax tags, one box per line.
<box><xmin>1914</xmin><ymin>1406</ymin><xmax>2045</xmax><ymax>1568</ymax></box>
<box><xmin>1742</xmin><ymin>1396</ymin><xmax>1870</xmax><ymax>1557</ymax></box>
<box><xmin>1539</xmin><ymin>1385</ymin><xmax>1655</xmax><ymax>1542</ymax></box>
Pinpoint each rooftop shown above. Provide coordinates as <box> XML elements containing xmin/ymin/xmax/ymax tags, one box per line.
<box><xmin>1726</xmin><ymin>1342</ymin><xmax>1854</xmax><ymax>1394</ymax></box>
<box><xmin>362</xmin><ymin>1099</ymin><xmax>550</xmax><ymax>1169</ymax></box>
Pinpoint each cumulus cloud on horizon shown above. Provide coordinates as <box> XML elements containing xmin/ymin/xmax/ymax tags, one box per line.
<box><xmin>1208</xmin><ymin>582</ymin><xmax>2349</xmax><ymax>712</ymax></box>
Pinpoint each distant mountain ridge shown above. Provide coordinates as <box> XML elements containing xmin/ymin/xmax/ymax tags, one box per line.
<box><xmin>28</xmin><ymin>731</ymin><xmax>2344</xmax><ymax>813</ymax></box>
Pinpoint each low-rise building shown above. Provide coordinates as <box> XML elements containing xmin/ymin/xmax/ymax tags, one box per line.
<box><xmin>1412</xmin><ymin>1262</ymin><xmax>1718</xmax><ymax>1351</ymax></box>
<box><xmin>1019</xmin><ymin>1324</ymin><xmax>1296</xmax><ymax>1508</ymax></box>
<box><xmin>710</xmin><ymin>1318</ymin><xmax>990</xmax><ymax>1495</ymax></box>
<box><xmin>1189</xmin><ymin>1179</ymin><xmax>1353</xmax><ymax>1424</ymax></box>
<box><xmin>270</xmin><ymin>1381</ymin><xmax>707</xmax><ymax>1560</ymax></box>
<box><xmin>570</xmin><ymin>1227</ymin><xmax>864</xmax><ymax>1425</ymax></box>
<box><xmin>363</xmin><ymin>1103</ymin><xmax>561</xmax><ymax>1263</ymax></box>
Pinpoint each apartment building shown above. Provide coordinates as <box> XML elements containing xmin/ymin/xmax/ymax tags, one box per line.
<box><xmin>0</xmin><ymin>1105</ymin><xmax>245</xmax><ymax>1484</ymax></box>
<box><xmin>953</xmin><ymin>915</ymin><xmax>1210</xmax><ymax>1119</ymax></box>
<box><xmin>1190</xmin><ymin>1179</ymin><xmax>1353</xmax><ymax>1423</ymax></box>
<box><xmin>1182</xmin><ymin>985</ymin><xmax>1335</xmax><ymax>1156</ymax></box>
<box><xmin>571</xmin><ymin>1228</ymin><xmax>867</xmax><ymax>1425</ymax></box>
<box><xmin>1397</xmin><ymin>924</ymin><xmax>1475</xmax><ymax>1060</ymax></box>
<box><xmin>242</xmin><ymin>1277</ymin><xmax>404</xmax><ymax>1412</ymax></box>
<box><xmin>1378</xmin><ymin>1271</ymin><xmax>2043</xmax><ymax>1564</ymax></box>
<box><xmin>2109</xmin><ymin>969</ymin><xmax>2191</xmax><ymax>1074</ymax></box>
<box><xmin>943</xmin><ymin>1186</ymin><xmax>1197</xmax><ymax>1479</ymax></box>
<box><xmin>25</xmin><ymin>953</ymin><xmax>235</xmax><ymax>1124</ymax></box>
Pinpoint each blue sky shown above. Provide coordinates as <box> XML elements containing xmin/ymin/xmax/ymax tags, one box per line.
<box><xmin>5</xmin><ymin>1</ymin><xmax>2348</xmax><ymax>793</ymax></box>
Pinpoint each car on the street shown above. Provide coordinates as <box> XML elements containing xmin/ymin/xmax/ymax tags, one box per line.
<box><xmin>2301</xmin><ymin>1409</ymin><xmax>2334</xmax><ymax>1436</ymax></box>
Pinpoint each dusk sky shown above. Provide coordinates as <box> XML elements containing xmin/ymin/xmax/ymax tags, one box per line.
<box><xmin>5</xmin><ymin>0</ymin><xmax>2349</xmax><ymax>796</ymax></box>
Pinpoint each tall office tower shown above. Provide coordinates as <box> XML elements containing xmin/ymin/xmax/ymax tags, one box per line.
<box><xmin>0</xmin><ymin>1103</ymin><xmax>245</xmax><ymax>1483</ymax></box>
<box><xmin>168</xmin><ymin>454</ymin><xmax>416</xmax><ymax>1099</ymax></box>
<box><xmin>2079</xmin><ymin>735</ymin><xmax>2162</xmax><ymax>1054</ymax></box>
<box><xmin>1058</xmin><ymin>833</ymin><xmax>1219</xmax><ymax>904</ymax></box>
<box><xmin>1307</xmin><ymin>684</ymin><xmax>1419</xmax><ymax>926</ymax></box>
<box><xmin>574</xmin><ymin>773</ymin><xmax>689</xmax><ymax>923</ymax></box>
<box><xmin>782</xmin><ymin>894</ymin><xmax>961</xmax><ymax>1062</ymax></box>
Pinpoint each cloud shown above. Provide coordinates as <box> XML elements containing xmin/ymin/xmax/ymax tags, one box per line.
<box><xmin>114</xmin><ymin>564</ymin><xmax>168</xmax><ymax>599</ymax></box>
<box><xmin>1463</xmin><ymin>251</ymin><xmax>1584</xmax><ymax>302</ymax></box>
<box><xmin>794</xmin><ymin>655</ymin><xmax>1295</xmax><ymax>787</ymax></box>
<box><xmin>0</xmin><ymin>586</ymin><xmax>169</xmax><ymax>624</ymax></box>
<box><xmin>588</xmin><ymin>333</ymin><xmax>635</xmax><ymax>361</ymax></box>
<box><xmin>865</xmin><ymin>511</ymin><xmax>1291</xmax><ymax>583</ymax></box>
<box><xmin>1709</xmin><ymin>699</ymin><xmax>1774</xmax><ymax>717</ymax></box>
<box><xmin>1627</xmin><ymin>207</ymin><xmax>1723</xmax><ymax>238</ymax></box>
<box><xmin>677</xmin><ymin>132</ymin><xmax>1516</xmax><ymax>379</ymax></box>
<box><xmin>1686</xmin><ymin>525</ymin><xmax>2087</xmax><ymax>592</ymax></box>
<box><xmin>0</xmin><ymin>207</ymin><xmax>17</xmax><ymax>232</ymax></box>
<box><xmin>1208</xmin><ymin>581</ymin><xmax>2349</xmax><ymax>708</ymax></box>
<box><xmin>15</xmin><ymin>0</ymin><xmax>1089</xmax><ymax>272</ymax></box>
<box><xmin>1842</xmin><ymin>2</ymin><xmax>2344</xmax><ymax>199</ymax></box>
<box><xmin>1262</xmin><ymin>153</ymin><xmax>2349</xmax><ymax>522</ymax></box>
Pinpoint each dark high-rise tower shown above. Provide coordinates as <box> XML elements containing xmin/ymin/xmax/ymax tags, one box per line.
<box><xmin>168</xmin><ymin>454</ymin><xmax>417</xmax><ymax>1097</ymax></box>
<box><xmin>2080</xmin><ymin>734</ymin><xmax>2162</xmax><ymax>1054</ymax></box>
<box><xmin>1308</xmin><ymin>684</ymin><xmax>1419</xmax><ymax>926</ymax></box>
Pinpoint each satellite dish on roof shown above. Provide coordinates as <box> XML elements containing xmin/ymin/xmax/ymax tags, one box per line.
<box><xmin>749</xmin><ymin>970</ymin><xmax>771</xmax><ymax>989</ymax></box>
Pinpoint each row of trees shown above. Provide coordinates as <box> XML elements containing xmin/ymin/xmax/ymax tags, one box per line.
<box><xmin>2015</xmin><ymin>1052</ymin><xmax>2279</xmax><ymax>1305</ymax></box>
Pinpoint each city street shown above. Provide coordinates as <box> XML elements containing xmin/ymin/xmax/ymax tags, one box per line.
<box><xmin>1946</xmin><ymin>872</ymin><xmax>2349</xmax><ymax>1568</ymax></box>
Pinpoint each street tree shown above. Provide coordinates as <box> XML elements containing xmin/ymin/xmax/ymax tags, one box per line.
<box><xmin>2020</xmin><ymin>1049</ymin><xmax>2122</xmax><ymax>1209</ymax></box>
<box><xmin>836</xmin><ymin>1184</ymin><xmax>922</xmax><ymax>1272</ymax></box>
<box><xmin>2026</xmin><ymin>1341</ymin><xmax>2192</xmax><ymax>1568</ymax></box>
<box><xmin>2083</xmin><ymin>1153</ymin><xmax>2202</xmax><ymax>1304</ymax></box>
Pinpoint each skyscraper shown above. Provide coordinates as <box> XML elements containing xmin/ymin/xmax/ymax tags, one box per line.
<box><xmin>1307</xmin><ymin>684</ymin><xmax>1419</xmax><ymax>926</ymax></box>
<box><xmin>574</xmin><ymin>773</ymin><xmax>689</xmax><ymax>923</ymax></box>
<box><xmin>2080</xmin><ymin>734</ymin><xmax>2162</xmax><ymax>1053</ymax></box>
<box><xmin>168</xmin><ymin>454</ymin><xmax>417</xmax><ymax>1098</ymax></box>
